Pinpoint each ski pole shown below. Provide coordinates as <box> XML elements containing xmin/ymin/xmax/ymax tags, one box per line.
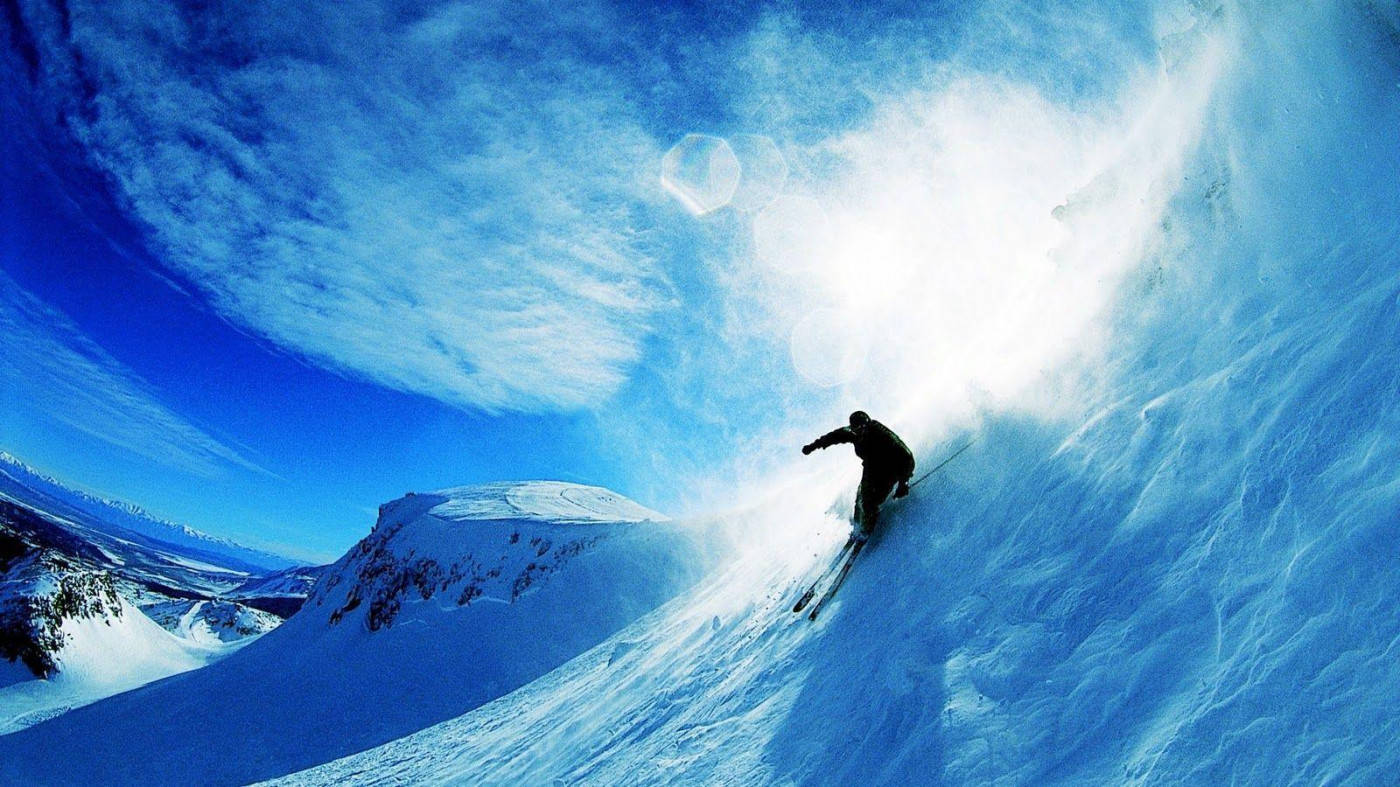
<box><xmin>909</xmin><ymin>438</ymin><xmax>977</xmax><ymax>489</ymax></box>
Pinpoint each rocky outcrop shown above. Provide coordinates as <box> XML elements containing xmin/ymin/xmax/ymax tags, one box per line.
<box><xmin>0</xmin><ymin>544</ymin><xmax>122</xmax><ymax>678</ymax></box>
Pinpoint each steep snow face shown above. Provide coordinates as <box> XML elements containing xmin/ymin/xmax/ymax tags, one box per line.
<box><xmin>0</xmin><ymin>482</ymin><xmax>715</xmax><ymax>785</ymax></box>
<box><xmin>275</xmin><ymin>4</ymin><xmax>1400</xmax><ymax>785</ymax></box>
<box><xmin>0</xmin><ymin>554</ymin><xmax>123</xmax><ymax>679</ymax></box>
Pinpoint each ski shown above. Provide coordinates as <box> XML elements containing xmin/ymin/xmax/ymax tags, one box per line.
<box><xmin>907</xmin><ymin>438</ymin><xmax>977</xmax><ymax>490</ymax></box>
<box><xmin>791</xmin><ymin>587</ymin><xmax>816</xmax><ymax>614</ymax></box>
<box><xmin>807</xmin><ymin>539</ymin><xmax>865</xmax><ymax>621</ymax></box>
<box><xmin>792</xmin><ymin>536</ymin><xmax>855</xmax><ymax>613</ymax></box>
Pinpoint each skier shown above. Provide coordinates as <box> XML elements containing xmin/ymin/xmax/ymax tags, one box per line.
<box><xmin>802</xmin><ymin>410</ymin><xmax>915</xmax><ymax>542</ymax></box>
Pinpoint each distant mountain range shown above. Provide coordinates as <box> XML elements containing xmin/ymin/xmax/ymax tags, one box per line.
<box><xmin>0</xmin><ymin>451</ymin><xmax>298</xmax><ymax>574</ymax></box>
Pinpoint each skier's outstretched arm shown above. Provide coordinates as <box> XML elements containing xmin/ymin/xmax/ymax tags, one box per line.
<box><xmin>802</xmin><ymin>427</ymin><xmax>854</xmax><ymax>455</ymax></box>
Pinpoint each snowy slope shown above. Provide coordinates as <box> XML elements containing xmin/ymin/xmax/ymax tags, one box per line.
<box><xmin>0</xmin><ymin>492</ymin><xmax>309</xmax><ymax>732</ymax></box>
<box><xmin>0</xmin><ymin>593</ymin><xmax>236</xmax><ymax>734</ymax></box>
<box><xmin>0</xmin><ymin>482</ymin><xmax>717</xmax><ymax>785</ymax></box>
<box><xmin>270</xmin><ymin>3</ymin><xmax>1400</xmax><ymax>784</ymax></box>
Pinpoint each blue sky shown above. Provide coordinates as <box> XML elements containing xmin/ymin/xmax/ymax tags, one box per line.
<box><xmin>1</xmin><ymin>0</ymin><xmax>1190</xmax><ymax>561</ymax></box>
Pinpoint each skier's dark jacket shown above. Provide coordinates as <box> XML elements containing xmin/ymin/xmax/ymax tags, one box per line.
<box><xmin>810</xmin><ymin>420</ymin><xmax>916</xmax><ymax>480</ymax></box>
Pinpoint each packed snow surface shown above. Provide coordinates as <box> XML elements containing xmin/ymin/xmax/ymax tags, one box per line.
<box><xmin>427</xmin><ymin>480</ymin><xmax>667</xmax><ymax>524</ymax></box>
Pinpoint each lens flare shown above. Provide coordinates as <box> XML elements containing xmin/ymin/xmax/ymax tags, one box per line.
<box><xmin>728</xmin><ymin>134</ymin><xmax>788</xmax><ymax>213</ymax></box>
<box><xmin>660</xmin><ymin>134</ymin><xmax>741</xmax><ymax>215</ymax></box>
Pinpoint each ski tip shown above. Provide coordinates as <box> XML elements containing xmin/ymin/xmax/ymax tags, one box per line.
<box><xmin>792</xmin><ymin>593</ymin><xmax>814</xmax><ymax>614</ymax></box>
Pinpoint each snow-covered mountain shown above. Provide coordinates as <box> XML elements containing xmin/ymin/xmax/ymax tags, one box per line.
<box><xmin>0</xmin><ymin>481</ymin><xmax>718</xmax><ymax>785</ymax></box>
<box><xmin>0</xmin><ymin>451</ymin><xmax>297</xmax><ymax>574</ymax></box>
<box><xmin>0</xmin><ymin>471</ymin><xmax>324</xmax><ymax>733</ymax></box>
<box><xmin>0</xmin><ymin>460</ymin><xmax>322</xmax><ymax>615</ymax></box>
<box><xmin>142</xmin><ymin>599</ymin><xmax>284</xmax><ymax>645</ymax></box>
<box><xmin>0</xmin><ymin>499</ymin><xmax>262</xmax><ymax>733</ymax></box>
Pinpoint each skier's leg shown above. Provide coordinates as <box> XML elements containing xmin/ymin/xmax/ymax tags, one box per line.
<box><xmin>860</xmin><ymin>488</ymin><xmax>878</xmax><ymax>535</ymax></box>
<box><xmin>859</xmin><ymin>473</ymin><xmax>897</xmax><ymax>538</ymax></box>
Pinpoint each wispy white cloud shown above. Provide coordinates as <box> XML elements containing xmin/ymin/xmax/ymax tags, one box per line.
<box><xmin>0</xmin><ymin>271</ymin><xmax>267</xmax><ymax>478</ymax></box>
<box><xmin>33</xmin><ymin>0</ymin><xmax>670</xmax><ymax>413</ymax></box>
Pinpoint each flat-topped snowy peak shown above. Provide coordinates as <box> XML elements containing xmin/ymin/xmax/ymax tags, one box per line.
<box><xmin>424</xmin><ymin>481</ymin><xmax>667</xmax><ymax>525</ymax></box>
<box><xmin>310</xmin><ymin>482</ymin><xmax>673</xmax><ymax>633</ymax></box>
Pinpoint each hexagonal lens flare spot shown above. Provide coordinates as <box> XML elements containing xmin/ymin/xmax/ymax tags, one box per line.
<box><xmin>661</xmin><ymin>134</ymin><xmax>741</xmax><ymax>215</ymax></box>
<box><xmin>728</xmin><ymin>134</ymin><xmax>788</xmax><ymax>213</ymax></box>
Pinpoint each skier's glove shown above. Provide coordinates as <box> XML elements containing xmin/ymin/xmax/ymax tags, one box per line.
<box><xmin>802</xmin><ymin>443</ymin><xmax>815</xmax><ymax>455</ymax></box>
<box><xmin>894</xmin><ymin>480</ymin><xmax>910</xmax><ymax>498</ymax></box>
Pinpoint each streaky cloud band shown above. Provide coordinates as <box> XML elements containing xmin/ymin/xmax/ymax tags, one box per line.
<box><xmin>0</xmin><ymin>270</ymin><xmax>267</xmax><ymax>478</ymax></box>
<box><xmin>29</xmin><ymin>0</ymin><xmax>670</xmax><ymax>413</ymax></box>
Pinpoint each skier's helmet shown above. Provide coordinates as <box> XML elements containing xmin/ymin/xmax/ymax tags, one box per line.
<box><xmin>849</xmin><ymin>410</ymin><xmax>871</xmax><ymax>428</ymax></box>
